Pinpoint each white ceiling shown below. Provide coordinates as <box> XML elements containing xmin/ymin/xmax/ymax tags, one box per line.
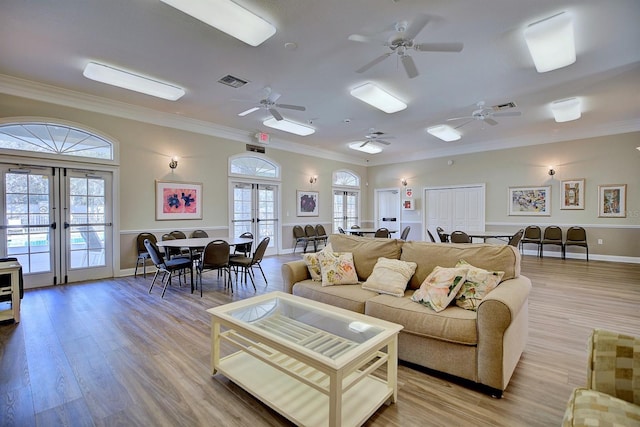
<box><xmin>1</xmin><ymin>0</ymin><xmax>639</xmax><ymax>166</ymax></box>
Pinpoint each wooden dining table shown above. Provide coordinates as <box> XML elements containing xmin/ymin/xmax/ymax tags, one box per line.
<box><xmin>156</xmin><ymin>236</ymin><xmax>254</xmax><ymax>293</ymax></box>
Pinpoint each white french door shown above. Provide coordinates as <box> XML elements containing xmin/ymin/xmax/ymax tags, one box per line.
<box><xmin>230</xmin><ymin>181</ymin><xmax>278</xmax><ymax>256</ymax></box>
<box><xmin>0</xmin><ymin>164</ymin><xmax>113</xmax><ymax>288</ymax></box>
<box><xmin>333</xmin><ymin>190</ymin><xmax>360</xmax><ymax>232</ymax></box>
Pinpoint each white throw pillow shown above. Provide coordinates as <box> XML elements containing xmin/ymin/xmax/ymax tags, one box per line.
<box><xmin>302</xmin><ymin>243</ymin><xmax>333</xmax><ymax>281</ymax></box>
<box><xmin>316</xmin><ymin>250</ymin><xmax>358</xmax><ymax>287</ymax></box>
<box><xmin>362</xmin><ymin>257</ymin><xmax>417</xmax><ymax>297</ymax></box>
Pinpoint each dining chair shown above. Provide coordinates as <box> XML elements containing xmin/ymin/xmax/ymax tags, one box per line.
<box><xmin>508</xmin><ymin>229</ymin><xmax>525</xmax><ymax>248</ymax></box>
<box><xmin>135</xmin><ymin>232</ymin><xmax>155</xmax><ymax>278</ymax></box>
<box><xmin>144</xmin><ymin>239</ymin><xmax>192</xmax><ymax>298</ymax></box>
<box><xmin>232</xmin><ymin>232</ymin><xmax>254</xmax><ymax>258</ymax></box>
<box><xmin>400</xmin><ymin>226</ymin><xmax>411</xmax><ymax>241</ymax></box>
<box><xmin>315</xmin><ymin>224</ymin><xmax>328</xmax><ymax>249</ymax></box>
<box><xmin>436</xmin><ymin>227</ymin><xmax>449</xmax><ymax>242</ymax></box>
<box><xmin>304</xmin><ymin>225</ymin><xmax>318</xmax><ymax>252</ymax></box>
<box><xmin>197</xmin><ymin>240</ymin><xmax>231</xmax><ymax>296</ymax></box>
<box><xmin>520</xmin><ymin>225</ymin><xmax>542</xmax><ymax>256</ymax></box>
<box><xmin>169</xmin><ymin>230</ymin><xmax>187</xmax><ymax>239</ymax></box>
<box><xmin>350</xmin><ymin>225</ymin><xmax>363</xmax><ymax>236</ymax></box>
<box><xmin>450</xmin><ymin>230</ymin><xmax>471</xmax><ymax>243</ymax></box>
<box><xmin>564</xmin><ymin>226</ymin><xmax>589</xmax><ymax>261</ymax></box>
<box><xmin>374</xmin><ymin>227</ymin><xmax>390</xmax><ymax>238</ymax></box>
<box><xmin>427</xmin><ymin>229</ymin><xmax>437</xmax><ymax>243</ymax></box>
<box><xmin>292</xmin><ymin>225</ymin><xmax>310</xmax><ymax>254</ymax></box>
<box><xmin>338</xmin><ymin>227</ymin><xmax>346</xmax><ymax>234</ymax></box>
<box><xmin>541</xmin><ymin>226</ymin><xmax>564</xmax><ymax>258</ymax></box>
<box><xmin>229</xmin><ymin>237</ymin><xmax>270</xmax><ymax>290</ymax></box>
<box><xmin>190</xmin><ymin>229</ymin><xmax>208</xmax><ymax>238</ymax></box>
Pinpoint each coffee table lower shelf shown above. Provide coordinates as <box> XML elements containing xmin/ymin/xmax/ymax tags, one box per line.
<box><xmin>217</xmin><ymin>351</ymin><xmax>393</xmax><ymax>427</ymax></box>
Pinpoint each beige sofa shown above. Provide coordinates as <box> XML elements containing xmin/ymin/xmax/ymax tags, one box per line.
<box><xmin>281</xmin><ymin>234</ymin><xmax>532</xmax><ymax>396</ymax></box>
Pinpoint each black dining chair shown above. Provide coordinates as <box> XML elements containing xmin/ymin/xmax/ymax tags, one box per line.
<box><xmin>450</xmin><ymin>230</ymin><xmax>471</xmax><ymax>243</ymax></box>
<box><xmin>337</xmin><ymin>227</ymin><xmax>346</xmax><ymax>234</ymax></box>
<box><xmin>190</xmin><ymin>229</ymin><xmax>208</xmax><ymax>238</ymax></box>
<box><xmin>232</xmin><ymin>232</ymin><xmax>253</xmax><ymax>258</ymax></box>
<box><xmin>541</xmin><ymin>226</ymin><xmax>564</xmax><ymax>258</ymax></box>
<box><xmin>374</xmin><ymin>227</ymin><xmax>390</xmax><ymax>238</ymax></box>
<box><xmin>304</xmin><ymin>225</ymin><xmax>319</xmax><ymax>252</ymax></box>
<box><xmin>315</xmin><ymin>224</ymin><xmax>328</xmax><ymax>249</ymax></box>
<box><xmin>230</xmin><ymin>237</ymin><xmax>270</xmax><ymax>290</ymax></box>
<box><xmin>292</xmin><ymin>225</ymin><xmax>310</xmax><ymax>254</ymax></box>
<box><xmin>197</xmin><ymin>240</ymin><xmax>232</xmax><ymax>296</ymax></box>
<box><xmin>350</xmin><ymin>225</ymin><xmax>363</xmax><ymax>236</ymax></box>
<box><xmin>135</xmin><ymin>232</ymin><xmax>156</xmax><ymax>278</ymax></box>
<box><xmin>144</xmin><ymin>239</ymin><xmax>192</xmax><ymax>298</ymax></box>
<box><xmin>400</xmin><ymin>226</ymin><xmax>411</xmax><ymax>241</ymax></box>
<box><xmin>427</xmin><ymin>229</ymin><xmax>437</xmax><ymax>243</ymax></box>
<box><xmin>436</xmin><ymin>227</ymin><xmax>449</xmax><ymax>243</ymax></box>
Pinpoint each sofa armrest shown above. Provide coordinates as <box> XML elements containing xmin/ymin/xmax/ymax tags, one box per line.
<box><xmin>281</xmin><ymin>260</ymin><xmax>310</xmax><ymax>294</ymax></box>
<box><xmin>587</xmin><ymin>329</ymin><xmax>640</xmax><ymax>405</ymax></box>
<box><xmin>476</xmin><ymin>275</ymin><xmax>532</xmax><ymax>391</ymax></box>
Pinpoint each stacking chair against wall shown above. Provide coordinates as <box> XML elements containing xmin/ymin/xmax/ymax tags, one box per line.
<box><xmin>197</xmin><ymin>240</ymin><xmax>231</xmax><ymax>296</ymax></box>
<box><xmin>229</xmin><ymin>237</ymin><xmax>270</xmax><ymax>291</ymax></box>
<box><xmin>520</xmin><ymin>225</ymin><xmax>542</xmax><ymax>256</ymax></box>
<box><xmin>508</xmin><ymin>229</ymin><xmax>525</xmax><ymax>248</ymax></box>
<box><xmin>292</xmin><ymin>226</ymin><xmax>309</xmax><ymax>254</ymax></box>
<box><xmin>450</xmin><ymin>230</ymin><xmax>471</xmax><ymax>243</ymax></box>
<box><xmin>304</xmin><ymin>225</ymin><xmax>319</xmax><ymax>252</ymax></box>
<box><xmin>315</xmin><ymin>224</ymin><xmax>328</xmax><ymax>250</ymax></box>
<box><xmin>541</xmin><ymin>226</ymin><xmax>564</xmax><ymax>258</ymax></box>
<box><xmin>400</xmin><ymin>226</ymin><xmax>411</xmax><ymax>241</ymax></box>
<box><xmin>144</xmin><ymin>239</ymin><xmax>192</xmax><ymax>298</ymax></box>
<box><xmin>436</xmin><ymin>226</ymin><xmax>448</xmax><ymax>242</ymax></box>
<box><xmin>564</xmin><ymin>226</ymin><xmax>589</xmax><ymax>261</ymax></box>
<box><xmin>427</xmin><ymin>229</ymin><xmax>437</xmax><ymax>243</ymax></box>
<box><xmin>374</xmin><ymin>227</ymin><xmax>391</xmax><ymax>238</ymax></box>
<box><xmin>135</xmin><ymin>232</ymin><xmax>156</xmax><ymax>278</ymax></box>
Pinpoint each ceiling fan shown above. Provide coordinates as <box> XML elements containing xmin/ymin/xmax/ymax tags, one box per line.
<box><xmin>359</xmin><ymin>129</ymin><xmax>394</xmax><ymax>147</ymax></box>
<box><xmin>237</xmin><ymin>87</ymin><xmax>306</xmax><ymax>121</ymax></box>
<box><xmin>348</xmin><ymin>14</ymin><xmax>463</xmax><ymax>79</ymax></box>
<box><xmin>447</xmin><ymin>101</ymin><xmax>522</xmax><ymax>129</ymax></box>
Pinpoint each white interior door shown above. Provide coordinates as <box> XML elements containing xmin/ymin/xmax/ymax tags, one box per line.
<box><xmin>375</xmin><ymin>189</ymin><xmax>400</xmax><ymax>232</ymax></box>
<box><xmin>231</xmin><ymin>181</ymin><xmax>278</xmax><ymax>256</ymax></box>
<box><xmin>425</xmin><ymin>185</ymin><xmax>485</xmax><ymax>238</ymax></box>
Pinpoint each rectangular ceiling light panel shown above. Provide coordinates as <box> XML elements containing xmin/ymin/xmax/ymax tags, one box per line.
<box><xmin>524</xmin><ymin>12</ymin><xmax>575</xmax><ymax>73</ymax></box>
<box><xmin>348</xmin><ymin>142</ymin><xmax>382</xmax><ymax>154</ymax></box>
<box><xmin>350</xmin><ymin>83</ymin><xmax>407</xmax><ymax>114</ymax></box>
<box><xmin>83</xmin><ymin>62</ymin><xmax>185</xmax><ymax>100</ymax></box>
<box><xmin>427</xmin><ymin>124</ymin><xmax>461</xmax><ymax>142</ymax></box>
<box><xmin>550</xmin><ymin>97</ymin><xmax>581</xmax><ymax>122</ymax></box>
<box><xmin>160</xmin><ymin>0</ymin><xmax>276</xmax><ymax>46</ymax></box>
<box><xmin>263</xmin><ymin>118</ymin><xmax>315</xmax><ymax>136</ymax></box>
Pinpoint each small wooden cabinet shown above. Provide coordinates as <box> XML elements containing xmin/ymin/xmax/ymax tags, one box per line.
<box><xmin>0</xmin><ymin>260</ymin><xmax>22</xmax><ymax>323</ymax></box>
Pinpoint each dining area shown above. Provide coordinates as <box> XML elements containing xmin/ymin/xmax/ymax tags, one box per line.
<box><xmin>431</xmin><ymin>227</ymin><xmax>525</xmax><ymax>248</ymax></box>
<box><xmin>134</xmin><ymin>230</ymin><xmax>269</xmax><ymax>298</ymax></box>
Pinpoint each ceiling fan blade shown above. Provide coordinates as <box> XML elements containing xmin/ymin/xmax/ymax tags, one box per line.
<box><xmin>484</xmin><ymin>118</ymin><xmax>499</xmax><ymax>126</ymax></box>
<box><xmin>401</xmin><ymin>55</ymin><xmax>419</xmax><ymax>78</ymax></box>
<box><xmin>267</xmin><ymin>91</ymin><xmax>281</xmax><ymax>103</ymax></box>
<box><xmin>493</xmin><ymin>111</ymin><xmax>522</xmax><ymax>117</ymax></box>
<box><xmin>356</xmin><ymin>52</ymin><xmax>392</xmax><ymax>73</ymax></box>
<box><xmin>454</xmin><ymin>119</ymin><xmax>474</xmax><ymax>129</ymax></box>
<box><xmin>275</xmin><ymin>103</ymin><xmax>306</xmax><ymax>111</ymax></box>
<box><xmin>348</xmin><ymin>34</ymin><xmax>380</xmax><ymax>43</ymax></box>
<box><xmin>359</xmin><ymin>140</ymin><xmax>370</xmax><ymax>148</ymax></box>
<box><xmin>447</xmin><ymin>115</ymin><xmax>473</xmax><ymax>121</ymax></box>
<box><xmin>238</xmin><ymin>107</ymin><xmax>260</xmax><ymax>117</ymax></box>
<box><xmin>413</xmin><ymin>42</ymin><xmax>464</xmax><ymax>52</ymax></box>
<box><xmin>376</xmin><ymin>140</ymin><xmax>391</xmax><ymax>145</ymax></box>
<box><xmin>403</xmin><ymin>14</ymin><xmax>429</xmax><ymax>40</ymax></box>
<box><xmin>269</xmin><ymin>108</ymin><xmax>283</xmax><ymax>121</ymax></box>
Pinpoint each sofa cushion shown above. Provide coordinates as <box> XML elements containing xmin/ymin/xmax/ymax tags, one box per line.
<box><xmin>292</xmin><ymin>280</ymin><xmax>377</xmax><ymax>314</ymax></box>
<box><xmin>316</xmin><ymin>250</ymin><xmax>358</xmax><ymax>286</ymax></box>
<box><xmin>400</xmin><ymin>241</ymin><xmax>521</xmax><ymax>290</ymax></box>
<box><xmin>302</xmin><ymin>243</ymin><xmax>333</xmax><ymax>281</ymax></box>
<box><xmin>365</xmin><ymin>292</ymin><xmax>478</xmax><ymax>345</ymax></box>
<box><xmin>328</xmin><ymin>234</ymin><xmax>403</xmax><ymax>281</ymax></box>
<box><xmin>362</xmin><ymin>257</ymin><xmax>417</xmax><ymax>297</ymax></box>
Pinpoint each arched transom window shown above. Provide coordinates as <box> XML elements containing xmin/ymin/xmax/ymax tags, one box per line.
<box><xmin>229</xmin><ymin>155</ymin><xmax>280</xmax><ymax>179</ymax></box>
<box><xmin>0</xmin><ymin>121</ymin><xmax>114</xmax><ymax>160</ymax></box>
<box><xmin>333</xmin><ymin>170</ymin><xmax>360</xmax><ymax>187</ymax></box>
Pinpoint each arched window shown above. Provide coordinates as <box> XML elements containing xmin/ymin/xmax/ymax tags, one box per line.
<box><xmin>229</xmin><ymin>154</ymin><xmax>280</xmax><ymax>179</ymax></box>
<box><xmin>0</xmin><ymin>120</ymin><xmax>114</xmax><ymax>160</ymax></box>
<box><xmin>333</xmin><ymin>170</ymin><xmax>360</xmax><ymax>187</ymax></box>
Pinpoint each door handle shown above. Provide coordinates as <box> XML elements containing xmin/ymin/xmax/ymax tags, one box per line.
<box><xmin>51</xmin><ymin>222</ymin><xmax>56</xmax><ymax>230</ymax></box>
<box><xmin>64</xmin><ymin>222</ymin><xmax>70</xmax><ymax>229</ymax></box>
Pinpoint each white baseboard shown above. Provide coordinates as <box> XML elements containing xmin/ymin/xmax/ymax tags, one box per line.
<box><xmin>521</xmin><ymin>249</ymin><xmax>640</xmax><ymax>264</ymax></box>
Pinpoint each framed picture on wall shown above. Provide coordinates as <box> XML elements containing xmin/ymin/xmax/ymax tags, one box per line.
<box><xmin>508</xmin><ymin>186</ymin><xmax>551</xmax><ymax>216</ymax></box>
<box><xmin>155</xmin><ymin>180</ymin><xmax>203</xmax><ymax>220</ymax></box>
<box><xmin>560</xmin><ymin>179</ymin><xmax>585</xmax><ymax>210</ymax></box>
<box><xmin>598</xmin><ymin>184</ymin><xmax>626</xmax><ymax>218</ymax></box>
<box><xmin>297</xmin><ymin>190</ymin><xmax>319</xmax><ymax>216</ymax></box>
<box><xmin>402</xmin><ymin>199</ymin><xmax>414</xmax><ymax>210</ymax></box>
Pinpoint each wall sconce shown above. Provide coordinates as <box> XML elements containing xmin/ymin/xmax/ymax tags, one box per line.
<box><xmin>401</xmin><ymin>178</ymin><xmax>408</xmax><ymax>186</ymax></box>
<box><xmin>548</xmin><ymin>167</ymin><xmax>556</xmax><ymax>176</ymax></box>
<box><xmin>309</xmin><ymin>176</ymin><xmax>317</xmax><ymax>184</ymax></box>
<box><xmin>169</xmin><ymin>157</ymin><xmax>178</xmax><ymax>170</ymax></box>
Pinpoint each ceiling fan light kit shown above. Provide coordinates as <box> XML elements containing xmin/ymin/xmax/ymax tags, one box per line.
<box><xmin>82</xmin><ymin>62</ymin><xmax>185</xmax><ymax>101</ymax></box>
<box><xmin>350</xmin><ymin>83</ymin><xmax>407</xmax><ymax>113</ymax></box>
<box><xmin>348</xmin><ymin>141</ymin><xmax>383</xmax><ymax>154</ymax></box>
<box><xmin>427</xmin><ymin>124</ymin><xmax>462</xmax><ymax>142</ymax></box>
<box><xmin>160</xmin><ymin>0</ymin><xmax>276</xmax><ymax>47</ymax></box>
<box><xmin>263</xmin><ymin>117</ymin><xmax>315</xmax><ymax>136</ymax></box>
<box><xmin>550</xmin><ymin>97</ymin><xmax>582</xmax><ymax>122</ymax></box>
<box><xmin>524</xmin><ymin>12</ymin><xmax>575</xmax><ymax>73</ymax></box>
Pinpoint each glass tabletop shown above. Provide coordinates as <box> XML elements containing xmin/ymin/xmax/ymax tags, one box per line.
<box><xmin>226</xmin><ymin>296</ymin><xmax>385</xmax><ymax>359</ymax></box>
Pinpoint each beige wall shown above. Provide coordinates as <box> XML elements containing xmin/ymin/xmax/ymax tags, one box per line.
<box><xmin>1</xmin><ymin>93</ymin><xmax>638</xmax><ymax>267</ymax></box>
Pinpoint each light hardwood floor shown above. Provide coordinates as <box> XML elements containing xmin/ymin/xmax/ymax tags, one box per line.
<box><xmin>1</xmin><ymin>253</ymin><xmax>639</xmax><ymax>426</ymax></box>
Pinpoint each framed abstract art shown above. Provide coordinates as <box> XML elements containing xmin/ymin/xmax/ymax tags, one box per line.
<box><xmin>508</xmin><ymin>186</ymin><xmax>551</xmax><ymax>216</ymax></box>
<box><xmin>598</xmin><ymin>184</ymin><xmax>626</xmax><ymax>218</ymax></box>
<box><xmin>155</xmin><ymin>180</ymin><xmax>203</xmax><ymax>220</ymax></box>
<box><xmin>560</xmin><ymin>179</ymin><xmax>585</xmax><ymax>210</ymax></box>
<box><xmin>297</xmin><ymin>190</ymin><xmax>319</xmax><ymax>216</ymax></box>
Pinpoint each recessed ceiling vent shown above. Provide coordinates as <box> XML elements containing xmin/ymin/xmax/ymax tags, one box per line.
<box><xmin>246</xmin><ymin>144</ymin><xmax>265</xmax><ymax>153</ymax></box>
<box><xmin>218</xmin><ymin>74</ymin><xmax>249</xmax><ymax>88</ymax></box>
<box><xmin>492</xmin><ymin>102</ymin><xmax>517</xmax><ymax>111</ymax></box>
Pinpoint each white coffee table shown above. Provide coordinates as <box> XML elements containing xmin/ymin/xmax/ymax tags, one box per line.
<box><xmin>207</xmin><ymin>291</ymin><xmax>403</xmax><ymax>427</ymax></box>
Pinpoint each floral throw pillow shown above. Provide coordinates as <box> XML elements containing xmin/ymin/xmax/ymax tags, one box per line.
<box><xmin>454</xmin><ymin>259</ymin><xmax>504</xmax><ymax>311</ymax></box>
<box><xmin>362</xmin><ymin>257</ymin><xmax>417</xmax><ymax>297</ymax></box>
<box><xmin>411</xmin><ymin>266</ymin><xmax>468</xmax><ymax>312</ymax></box>
<box><xmin>316</xmin><ymin>250</ymin><xmax>358</xmax><ymax>287</ymax></box>
<box><xmin>302</xmin><ymin>243</ymin><xmax>333</xmax><ymax>281</ymax></box>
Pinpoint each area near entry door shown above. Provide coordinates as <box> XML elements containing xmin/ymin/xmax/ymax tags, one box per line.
<box><xmin>231</xmin><ymin>181</ymin><xmax>278</xmax><ymax>256</ymax></box>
